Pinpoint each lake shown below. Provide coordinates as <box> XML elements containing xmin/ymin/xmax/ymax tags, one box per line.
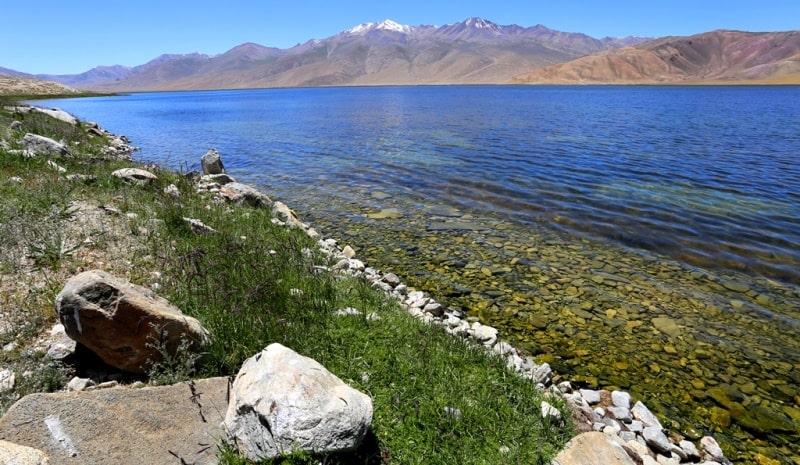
<box><xmin>39</xmin><ymin>86</ymin><xmax>800</xmax><ymax>462</ymax></box>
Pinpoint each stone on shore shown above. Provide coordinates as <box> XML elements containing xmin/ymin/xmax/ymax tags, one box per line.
<box><xmin>0</xmin><ymin>377</ymin><xmax>228</xmax><ymax>465</ymax></box>
<box><xmin>631</xmin><ymin>401</ymin><xmax>663</xmax><ymax>429</ymax></box>
<box><xmin>55</xmin><ymin>270</ymin><xmax>211</xmax><ymax>374</ymax></box>
<box><xmin>34</xmin><ymin>107</ymin><xmax>77</xmax><ymax>125</ymax></box>
<box><xmin>0</xmin><ymin>440</ymin><xmax>49</xmax><ymax>465</ymax></box>
<box><xmin>642</xmin><ymin>425</ymin><xmax>671</xmax><ymax>453</ymax></box>
<box><xmin>551</xmin><ymin>432</ymin><xmax>639</xmax><ymax>465</ymax></box>
<box><xmin>112</xmin><ymin>168</ymin><xmax>157</xmax><ymax>184</ymax></box>
<box><xmin>201</xmin><ymin>148</ymin><xmax>225</xmax><ymax>174</ymax></box>
<box><xmin>224</xmin><ymin>343</ymin><xmax>373</xmax><ymax>461</ymax></box>
<box><xmin>218</xmin><ymin>182</ymin><xmax>271</xmax><ymax>208</ymax></box>
<box><xmin>21</xmin><ymin>133</ymin><xmax>71</xmax><ymax>156</ymax></box>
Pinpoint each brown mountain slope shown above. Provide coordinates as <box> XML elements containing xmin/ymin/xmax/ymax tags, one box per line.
<box><xmin>74</xmin><ymin>18</ymin><xmax>642</xmax><ymax>91</ymax></box>
<box><xmin>512</xmin><ymin>30</ymin><xmax>800</xmax><ymax>84</ymax></box>
<box><xmin>0</xmin><ymin>74</ymin><xmax>82</xmax><ymax>96</ymax></box>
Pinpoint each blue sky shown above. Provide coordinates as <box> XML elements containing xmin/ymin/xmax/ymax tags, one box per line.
<box><xmin>2</xmin><ymin>0</ymin><xmax>797</xmax><ymax>75</ymax></box>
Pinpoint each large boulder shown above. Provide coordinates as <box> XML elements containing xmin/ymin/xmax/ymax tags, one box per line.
<box><xmin>223</xmin><ymin>343</ymin><xmax>373</xmax><ymax>461</ymax></box>
<box><xmin>111</xmin><ymin>168</ymin><xmax>157</xmax><ymax>184</ymax></box>
<box><xmin>218</xmin><ymin>182</ymin><xmax>271</xmax><ymax>208</ymax></box>
<box><xmin>552</xmin><ymin>432</ymin><xmax>639</xmax><ymax>465</ymax></box>
<box><xmin>0</xmin><ymin>377</ymin><xmax>228</xmax><ymax>465</ymax></box>
<box><xmin>200</xmin><ymin>149</ymin><xmax>225</xmax><ymax>175</ymax></box>
<box><xmin>21</xmin><ymin>133</ymin><xmax>71</xmax><ymax>156</ymax></box>
<box><xmin>55</xmin><ymin>270</ymin><xmax>211</xmax><ymax>374</ymax></box>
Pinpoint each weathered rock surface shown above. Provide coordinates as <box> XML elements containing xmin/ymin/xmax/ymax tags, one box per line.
<box><xmin>218</xmin><ymin>182</ymin><xmax>271</xmax><ymax>208</ymax></box>
<box><xmin>34</xmin><ymin>107</ymin><xmax>78</xmax><ymax>125</ymax></box>
<box><xmin>224</xmin><ymin>343</ymin><xmax>373</xmax><ymax>461</ymax></box>
<box><xmin>552</xmin><ymin>432</ymin><xmax>638</xmax><ymax>465</ymax></box>
<box><xmin>21</xmin><ymin>133</ymin><xmax>71</xmax><ymax>156</ymax></box>
<box><xmin>55</xmin><ymin>270</ymin><xmax>211</xmax><ymax>374</ymax></box>
<box><xmin>111</xmin><ymin>168</ymin><xmax>157</xmax><ymax>184</ymax></box>
<box><xmin>0</xmin><ymin>377</ymin><xmax>228</xmax><ymax>465</ymax></box>
<box><xmin>200</xmin><ymin>148</ymin><xmax>225</xmax><ymax>174</ymax></box>
<box><xmin>0</xmin><ymin>440</ymin><xmax>49</xmax><ymax>465</ymax></box>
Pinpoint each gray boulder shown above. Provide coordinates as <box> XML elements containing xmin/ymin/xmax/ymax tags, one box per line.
<box><xmin>642</xmin><ymin>425</ymin><xmax>671</xmax><ymax>453</ymax></box>
<box><xmin>0</xmin><ymin>377</ymin><xmax>228</xmax><ymax>465</ymax></box>
<box><xmin>111</xmin><ymin>168</ymin><xmax>157</xmax><ymax>184</ymax></box>
<box><xmin>55</xmin><ymin>270</ymin><xmax>211</xmax><ymax>374</ymax></box>
<box><xmin>223</xmin><ymin>343</ymin><xmax>373</xmax><ymax>461</ymax></box>
<box><xmin>218</xmin><ymin>182</ymin><xmax>271</xmax><ymax>208</ymax></box>
<box><xmin>200</xmin><ymin>149</ymin><xmax>225</xmax><ymax>175</ymax></box>
<box><xmin>34</xmin><ymin>107</ymin><xmax>77</xmax><ymax>125</ymax></box>
<box><xmin>21</xmin><ymin>133</ymin><xmax>71</xmax><ymax>156</ymax></box>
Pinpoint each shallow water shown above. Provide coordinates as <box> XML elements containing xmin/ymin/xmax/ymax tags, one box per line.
<box><xmin>40</xmin><ymin>86</ymin><xmax>800</xmax><ymax>462</ymax></box>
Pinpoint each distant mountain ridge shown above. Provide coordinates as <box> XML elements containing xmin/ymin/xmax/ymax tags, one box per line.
<box><xmin>512</xmin><ymin>30</ymin><xmax>800</xmax><ymax>84</ymax></box>
<box><xmin>4</xmin><ymin>19</ymin><xmax>797</xmax><ymax>90</ymax></box>
<box><xmin>10</xmin><ymin>18</ymin><xmax>644</xmax><ymax>91</ymax></box>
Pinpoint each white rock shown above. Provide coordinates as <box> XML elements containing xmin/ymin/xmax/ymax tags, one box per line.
<box><xmin>541</xmin><ymin>401</ymin><xmax>562</xmax><ymax>422</ymax></box>
<box><xmin>579</xmin><ymin>388</ymin><xmax>601</xmax><ymax>405</ymax></box>
<box><xmin>223</xmin><ymin>343</ymin><xmax>373</xmax><ymax>461</ymax></box>
<box><xmin>0</xmin><ymin>440</ymin><xmax>49</xmax><ymax>465</ymax></box>
<box><xmin>342</xmin><ymin>245</ymin><xmax>356</xmax><ymax>258</ymax></box>
<box><xmin>163</xmin><ymin>184</ymin><xmax>180</xmax><ymax>198</ymax></box>
<box><xmin>423</xmin><ymin>301</ymin><xmax>444</xmax><ymax>316</ymax></box>
<box><xmin>628</xmin><ymin>420</ymin><xmax>644</xmax><ymax>433</ymax></box>
<box><xmin>0</xmin><ymin>369</ymin><xmax>15</xmax><ymax>392</ymax></box>
<box><xmin>112</xmin><ymin>168</ymin><xmax>157</xmax><ymax>184</ymax></box>
<box><xmin>348</xmin><ymin>259</ymin><xmax>366</xmax><ymax>272</ymax></box>
<box><xmin>611</xmin><ymin>390</ymin><xmax>632</xmax><ymax>409</ymax></box>
<box><xmin>631</xmin><ymin>401</ymin><xmax>663</xmax><ymax>429</ymax></box>
<box><xmin>66</xmin><ymin>376</ymin><xmax>95</xmax><ymax>392</ymax></box>
<box><xmin>532</xmin><ymin>363</ymin><xmax>552</xmax><ymax>385</ymax></box>
<box><xmin>642</xmin><ymin>426</ymin><xmax>671</xmax><ymax>454</ymax></box>
<box><xmin>470</xmin><ymin>323</ymin><xmax>498</xmax><ymax>346</ymax></box>
<box><xmin>700</xmin><ymin>436</ymin><xmax>726</xmax><ymax>462</ymax></box>
<box><xmin>679</xmin><ymin>439</ymin><xmax>701</xmax><ymax>461</ymax></box>
<box><xmin>641</xmin><ymin>456</ymin><xmax>659</xmax><ymax>465</ymax></box>
<box><xmin>333</xmin><ymin>307</ymin><xmax>362</xmax><ymax>316</ymax></box>
<box><xmin>35</xmin><ymin>107</ymin><xmax>77</xmax><ymax>124</ymax></box>
<box><xmin>22</xmin><ymin>133</ymin><xmax>70</xmax><ymax>156</ymax></box>
<box><xmin>656</xmin><ymin>453</ymin><xmax>680</xmax><ymax>465</ymax></box>
<box><xmin>607</xmin><ymin>406</ymin><xmax>632</xmax><ymax>423</ymax></box>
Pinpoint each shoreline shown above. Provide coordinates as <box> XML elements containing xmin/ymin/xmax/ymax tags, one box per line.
<box><xmin>0</xmin><ymin>102</ymin><xmax>778</xmax><ymax>463</ymax></box>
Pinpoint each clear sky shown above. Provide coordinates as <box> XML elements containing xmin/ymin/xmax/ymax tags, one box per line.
<box><xmin>2</xmin><ymin>0</ymin><xmax>798</xmax><ymax>75</ymax></box>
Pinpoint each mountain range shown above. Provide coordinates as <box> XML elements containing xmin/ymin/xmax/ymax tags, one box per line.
<box><xmin>2</xmin><ymin>18</ymin><xmax>799</xmax><ymax>91</ymax></box>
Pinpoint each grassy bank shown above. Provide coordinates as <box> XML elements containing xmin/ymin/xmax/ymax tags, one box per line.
<box><xmin>0</xmin><ymin>102</ymin><xmax>573</xmax><ymax>463</ymax></box>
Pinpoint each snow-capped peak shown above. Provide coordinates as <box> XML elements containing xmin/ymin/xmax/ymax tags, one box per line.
<box><xmin>464</xmin><ymin>17</ymin><xmax>499</xmax><ymax>30</ymax></box>
<box><xmin>347</xmin><ymin>19</ymin><xmax>412</xmax><ymax>35</ymax></box>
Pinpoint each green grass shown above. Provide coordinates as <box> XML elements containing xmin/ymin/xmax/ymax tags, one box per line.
<box><xmin>0</xmin><ymin>101</ymin><xmax>574</xmax><ymax>464</ymax></box>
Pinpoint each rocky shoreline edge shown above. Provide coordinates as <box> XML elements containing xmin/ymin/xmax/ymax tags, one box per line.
<box><xmin>193</xmin><ymin>148</ymin><xmax>733</xmax><ymax>465</ymax></box>
<box><xmin>0</xmin><ymin>106</ymin><xmax>733</xmax><ymax>465</ymax></box>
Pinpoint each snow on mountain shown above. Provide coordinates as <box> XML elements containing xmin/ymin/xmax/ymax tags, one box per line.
<box><xmin>462</xmin><ymin>17</ymin><xmax>501</xmax><ymax>31</ymax></box>
<box><xmin>347</xmin><ymin>19</ymin><xmax>413</xmax><ymax>35</ymax></box>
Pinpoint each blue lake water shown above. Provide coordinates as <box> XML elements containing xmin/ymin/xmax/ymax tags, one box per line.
<box><xmin>42</xmin><ymin>86</ymin><xmax>800</xmax><ymax>284</ymax></box>
<box><xmin>38</xmin><ymin>86</ymin><xmax>800</xmax><ymax>461</ymax></box>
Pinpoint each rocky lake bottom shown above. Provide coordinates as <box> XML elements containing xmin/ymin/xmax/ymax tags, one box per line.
<box><xmin>276</xmin><ymin>185</ymin><xmax>800</xmax><ymax>464</ymax></box>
